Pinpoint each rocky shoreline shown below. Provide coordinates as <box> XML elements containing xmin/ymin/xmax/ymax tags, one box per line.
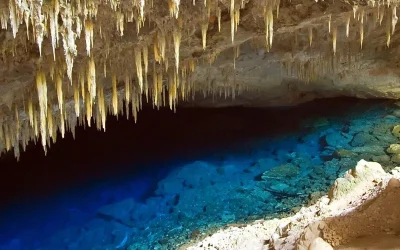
<box><xmin>181</xmin><ymin>159</ymin><xmax>400</xmax><ymax>250</ymax></box>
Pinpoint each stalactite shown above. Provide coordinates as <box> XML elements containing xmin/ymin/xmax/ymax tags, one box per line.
<box><xmin>56</xmin><ymin>73</ymin><xmax>63</xmax><ymax>114</ymax></box>
<box><xmin>134</xmin><ymin>47</ymin><xmax>143</xmax><ymax>92</ymax></box>
<box><xmin>74</xmin><ymin>82</ymin><xmax>80</xmax><ymax>117</ymax></box>
<box><xmin>231</xmin><ymin>0</ymin><xmax>235</xmax><ymax>43</ymax></box>
<box><xmin>169</xmin><ymin>0</ymin><xmax>180</xmax><ymax>18</ymax></box>
<box><xmin>76</xmin><ymin>16</ymin><xmax>82</xmax><ymax>39</ymax></box>
<box><xmin>202</xmin><ymin>22</ymin><xmax>208</xmax><ymax>50</ymax></box>
<box><xmin>60</xmin><ymin>3</ymin><xmax>77</xmax><ymax>83</ymax></box>
<box><xmin>112</xmin><ymin>73</ymin><xmax>118</xmax><ymax>116</ymax></box>
<box><xmin>138</xmin><ymin>0</ymin><xmax>145</xmax><ymax>21</ymax></box>
<box><xmin>217</xmin><ymin>7</ymin><xmax>221</xmax><ymax>32</ymax></box>
<box><xmin>332</xmin><ymin>25</ymin><xmax>337</xmax><ymax>55</ymax></box>
<box><xmin>392</xmin><ymin>6</ymin><xmax>398</xmax><ymax>34</ymax></box>
<box><xmin>47</xmin><ymin>104</ymin><xmax>53</xmax><ymax>140</ymax></box>
<box><xmin>80</xmin><ymin>70</ymin><xmax>86</xmax><ymax>100</ymax></box>
<box><xmin>87</xmin><ymin>57</ymin><xmax>96</xmax><ymax>103</ymax></box>
<box><xmin>116</xmin><ymin>11</ymin><xmax>124</xmax><ymax>36</ymax></box>
<box><xmin>28</xmin><ymin>97</ymin><xmax>34</xmax><ymax>127</ymax></box>
<box><xmin>360</xmin><ymin>11</ymin><xmax>364</xmax><ymax>49</ymax></box>
<box><xmin>98</xmin><ymin>84</ymin><xmax>106</xmax><ymax>131</ymax></box>
<box><xmin>264</xmin><ymin>6</ymin><xmax>273</xmax><ymax>51</ymax></box>
<box><xmin>328</xmin><ymin>15</ymin><xmax>331</xmax><ymax>33</ymax></box>
<box><xmin>143</xmin><ymin>45</ymin><xmax>149</xmax><ymax>99</ymax></box>
<box><xmin>9</xmin><ymin>0</ymin><xmax>19</xmax><ymax>38</ymax></box>
<box><xmin>85</xmin><ymin>19</ymin><xmax>94</xmax><ymax>56</ymax></box>
<box><xmin>173</xmin><ymin>27</ymin><xmax>182</xmax><ymax>73</ymax></box>
<box><xmin>387</xmin><ymin>14</ymin><xmax>391</xmax><ymax>47</ymax></box>
<box><xmin>153</xmin><ymin>65</ymin><xmax>158</xmax><ymax>107</ymax></box>
<box><xmin>125</xmin><ymin>74</ymin><xmax>131</xmax><ymax>104</ymax></box>
<box><xmin>49</xmin><ymin>0</ymin><xmax>59</xmax><ymax>61</ymax></box>
<box><xmin>103</xmin><ymin>60</ymin><xmax>107</xmax><ymax>78</ymax></box>
<box><xmin>36</xmin><ymin>70</ymin><xmax>47</xmax><ymax>150</ymax></box>
<box><xmin>4</xmin><ymin>0</ymin><xmax>398</xmax><ymax>159</ymax></box>
<box><xmin>234</xmin><ymin>9</ymin><xmax>240</xmax><ymax>33</ymax></box>
<box><xmin>32</xmin><ymin>0</ymin><xmax>45</xmax><ymax>57</ymax></box>
<box><xmin>154</xmin><ymin>33</ymin><xmax>161</xmax><ymax>63</ymax></box>
<box><xmin>85</xmin><ymin>92</ymin><xmax>92</xmax><ymax>127</ymax></box>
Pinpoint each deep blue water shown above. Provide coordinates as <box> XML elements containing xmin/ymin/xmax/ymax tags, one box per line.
<box><xmin>0</xmin><ymin>98</ymin><xmax>398</xmax><ymax>250</ymax></box>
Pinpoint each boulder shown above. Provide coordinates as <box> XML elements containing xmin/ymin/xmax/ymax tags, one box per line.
<box><xmin>261</xmin><ymin>163</ymin><xmax>300</xmax><ymax>180</ymax></box>
<box><xmin>372</xmin><ymin>155</ymin><xmax>391</xmax><ymax>164</ymax></box>
<box><xmin>328</xmin><ymin>160</ymin><xmax>386</xmax><ymax>206</ymax></box>
<box><xmin>308</xmin><ymin>237</ymin><xmax>333</xmax><ymax>250</ymax></box>
<box><xmin>392</xmin><ymin>125</ymin><xmax>400</xmax><ymax>138</ymax></box>
<box><xmin>391</xmin><ymin>154</ymin><xmax>400</xmax><ymax>164</ymax></box>
<box><xmin>334</xmin><ymin>149</ymin><xmax>356</xmax><ymax>158</ymax></box>
<box><xmin>386</xmin><ymin>144</ymin><xmax>400</xmax><ymax>154</ymax></box>
<box><xmin>350</xmin><ymin>132</ymin><xmax>377</xmax><ymax>147</ymax></box>
<box><xmin>325</xmin><ymin>132</ymin><xmax>351</xmax><ymax>148</ymax></box>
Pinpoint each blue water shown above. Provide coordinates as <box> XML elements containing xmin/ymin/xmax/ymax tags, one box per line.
<box><xmin>0</xmin><ymin>98</ymin><xmax>399</xmax><ymax>250</ymax></box>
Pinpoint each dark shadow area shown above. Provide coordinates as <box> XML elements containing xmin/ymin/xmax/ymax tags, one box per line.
<box><xmin>0</xmin><ymin>97</ymin><xmax>392</xmax><ymax>207</ymax></box>
<box><xmin>0</xmin><ymin>96</ymin><xmax>395</xmax><ymax>248</ymax></box>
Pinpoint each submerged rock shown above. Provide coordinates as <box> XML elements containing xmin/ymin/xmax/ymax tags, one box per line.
<box><xmin>392</xmin><ymin>125</ymin><xmax>400</xmax><ymax>138</ymax></box>
<box><xmin>350</xmin><ymin>132</ymin><xmax>378</xmax><ymax>147</ymax></box>
<box><xmin>371</xmin><ymin>155</ymin><xmax>391</xmax><ymax>164</ymax></box>
<box><xmin>334</xmin><ymin>149</ymin><xmax>356</xmax><ymax>158</ymax></box>
<box><xmin>261</xmin><ymin>163</ymin><xmax>299</xmax><ymax>180</ymax></box>
<box><xmin>324</xmin><ymin>132</ymin><xmax>351</xmax><ymax>148</ymax></box>
<box><xmin>184</xmin><ymin>160</ymin><xmax>399</xmax><ymax>250</ymax></box>
<box><xmin>391</xmin><ymin>154</ymin><xmax>400</xmax><ymax>164</ymax></box>
<box><xmin>386</xmin><ymin>144</ymin><xmax>400</xmax><ymax>154</ymax></box>
<box><xmin>351</xmin><ymin>146</ymin><xmax>385</xmax><ymax>156</ymax></box>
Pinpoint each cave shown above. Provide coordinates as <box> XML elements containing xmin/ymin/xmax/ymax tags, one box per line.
<box><xmin>1</xmin><ymin>0</ymin><xmax>400</xmax><ymax>249</ymax></box>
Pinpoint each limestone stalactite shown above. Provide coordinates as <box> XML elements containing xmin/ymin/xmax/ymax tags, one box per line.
<box><xmin>0</xmin><ymin>0</ymin><xmax>399</xmax><ymax>158</ymax></box>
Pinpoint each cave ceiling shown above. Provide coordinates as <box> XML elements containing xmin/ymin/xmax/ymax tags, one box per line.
<box><xmin>0</xmin><ymin>0</ymin><xmax>400</xmax><ymax>158</ymax></box>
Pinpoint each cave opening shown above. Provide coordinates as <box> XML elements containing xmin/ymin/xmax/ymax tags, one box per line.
<box><xmin>0</xmin><ymin>97</ymin><xmax>397</xmax><ymax>249</ymax></box>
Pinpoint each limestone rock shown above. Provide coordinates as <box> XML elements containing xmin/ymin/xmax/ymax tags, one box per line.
<box><xmin>183</xmin><ymin>160</ymin><xmax>400</xmax><ymax>250</ymax></box>
<box><xmin>5</xmin><ymin>0</ymin><xmax>400</xmax><ymax>159</ymax></box>
<box><xmin>325</xmin><ymin>133</ymin><xmax>351</xmax><ymax>148</ymax></box>
<box><xmin>386</xmin><ymin>144</ymin><xmax>400</xmax><ymax>154</ymax></box>
<box><xmin>261</xmin><ymin>163</ymin><xmax>300</xmax><ymax>180</ymax></box>
<box><xmin>334</xmin><ymin>149</ymin><xmax>356</xmax><ymax>158</ymax></box>
<box><xmin>350</xmin><ymin>132</ymin><xmax>377</xmax><ymax>147</ymax></box>
<box><xmin>392</xmin><ymin>125</ymin><xmax>400</xmax><ymax>138</ymax></box>
<box><xmin>371</xmin><ymin>155</ymin><xmax>391</xmax><ymax>164</ymax></box>
<box><xmin>328</xmin><ymin>160</ymin><xmax>386</xmax><ymax>205</ymax></box>
<box><xmin>308</xmin><ymin>237</ymin><xmax>333</xmax><ymax>250</ymax></box>
<box><xmin>351</xmin><ymin>146</ymin><xmax>385</xmax><ymax>156</ymax></box>
<box><xmin>391</xmin><ymin>154</ymin><xmax>400</xmax><ymax>164</ymax></box>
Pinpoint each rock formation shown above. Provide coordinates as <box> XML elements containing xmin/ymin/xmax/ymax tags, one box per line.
<box><xmin>1</xmin><ymin>0</ymin><xmax>400</xmax><ymax>159</ymax></box>
<box><xmin>181</xmin><ymin>159</ymin><xmax>400</xmax><ymax>250</ymax></box>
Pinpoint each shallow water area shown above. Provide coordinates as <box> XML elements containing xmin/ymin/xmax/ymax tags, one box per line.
<box><xmin>0</xmin><ymin>98</ymin><xmax>400</xmax><ymax>250</ymax></box>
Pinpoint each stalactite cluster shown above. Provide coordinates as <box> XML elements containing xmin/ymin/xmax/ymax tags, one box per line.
<box><xmin>0</xmin><ymin>0</ymin><xmax>399</xmax><ymax>159</ymax></box>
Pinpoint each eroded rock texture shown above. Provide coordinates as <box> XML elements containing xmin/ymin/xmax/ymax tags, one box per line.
<box><xmin>1</xmin><ymin>0</ymin><xmax>400</xmax><ymax>157</ymax></box>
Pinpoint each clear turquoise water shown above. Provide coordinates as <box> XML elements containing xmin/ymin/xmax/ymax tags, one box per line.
<box><xmin>0</xmin><ymin>98</ymin><xmax>398</xmax><ymax>250</ymax></box>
